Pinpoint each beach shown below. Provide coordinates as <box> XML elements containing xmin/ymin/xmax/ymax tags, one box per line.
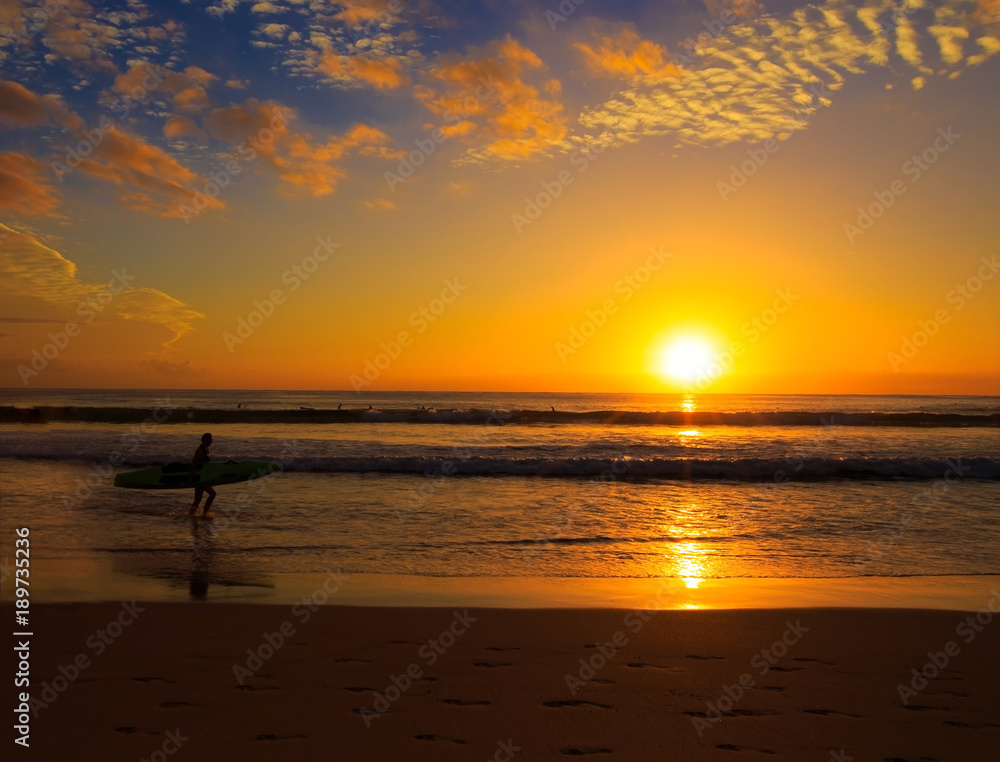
<box><xmin>13</xmin><ymin>602</ymin><xmax>1000</xmax><ymax>761</ymax></box>
<box><xmin>3</xmin><ymin>391</ymin><xmax>998</xmax><ymax>759</ymax></box>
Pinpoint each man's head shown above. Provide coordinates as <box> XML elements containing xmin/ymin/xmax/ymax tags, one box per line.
<box><xmin>201</xmin><ymin>433</ymin><xmax>213</xmax><ymax>445</ymax></box>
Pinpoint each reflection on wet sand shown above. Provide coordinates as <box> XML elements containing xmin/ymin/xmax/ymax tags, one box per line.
<box><xmin>107</xmin><ymin>519</ymin><xmax>275</xmax><ymax>600</ymax></box>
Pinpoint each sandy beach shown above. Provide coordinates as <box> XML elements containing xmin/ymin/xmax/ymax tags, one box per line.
<box><xmin>12</xmin><ymin>602</ymin><xmax>1000</xmax><ymax>761</ymax></box>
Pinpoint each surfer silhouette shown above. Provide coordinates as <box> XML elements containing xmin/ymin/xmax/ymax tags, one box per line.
<box><xmin>190</xmin><ymin>433</ymin><xmax>216</xmax><ymax>516</ymax></box>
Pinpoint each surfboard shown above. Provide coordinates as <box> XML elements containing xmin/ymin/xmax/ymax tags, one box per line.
<box><xmin>113</xmin><ymin>461</ymin><xmax>275</xmax><ymax>490</ymax></box>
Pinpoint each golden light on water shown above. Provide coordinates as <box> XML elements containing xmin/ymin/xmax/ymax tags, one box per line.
<box><xmin>679</xmin><ymin>429</ymin><xmax>701</xmax><ymax>437</ymax></box>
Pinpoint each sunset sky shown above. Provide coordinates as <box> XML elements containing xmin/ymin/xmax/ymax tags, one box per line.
<box><xmin>1</xmin><ymin>0</ymin><xmax>998</xmax><ymax>393</ymax></box>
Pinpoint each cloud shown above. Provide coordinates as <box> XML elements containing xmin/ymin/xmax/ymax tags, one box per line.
<box><xmin>0</xmin><ymin>78</ymin><xmax>81</xmax><ymax>129</ymax></box>
<box><xmin>112</xmin><ymin>63</ymin><xmax>217</xmax><ymax>113</ymax></box>
<box><xmin>74</xmin><ymin>126</ymin><xmax>222</xmax><ymax>218</ymax></box>
<box><xmin>574</xmin><ymin>0</ymin><xmax>999</xmax><ymax>152</ymax></box>
<box><xmin>205</xmin><ymin>98</ymin><xmax>399</xmax><ymax>196</ymax></box>
<box><xmin>0</xmin><ymin>152</ymin><xmax>60</xmax><ymax>216</ymax></box>
<box><xmin>319</xmin><ymin>52</ymin><xmax>409</xmax><ymax>88</ymax></box>
<box><xmin>574</xmin><ymin>24</ymin><xmax>681</xmax><ymax>80</ymax></box>
<box><xmin>703</xmin><ymin>0</ymin><xmax>764</xmax><ymax>20</ymax></box>
<box><xmin>163</xmin><ymin>115</ymin><xmax>205</xmax><ymax>141</ymax></box>
<box><xmin>364</xmin><ymin>197</ymin><xmax>395</xmax><ymax>210</ymax></box>
<box><xmin>415</xmin><ymin>36</ymin><xmax>568</xmax><ymax>162</ymax></box>
<box><xmin>0</xmin><ymin>223</ymin><xmax>203</xmax><ymax>346</ymax></box>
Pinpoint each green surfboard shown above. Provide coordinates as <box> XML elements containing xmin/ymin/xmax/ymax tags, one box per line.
<box><xmin>114</xmin><ymin>461</ymin><xmax>275</xmax><ymax>490</ymax></box>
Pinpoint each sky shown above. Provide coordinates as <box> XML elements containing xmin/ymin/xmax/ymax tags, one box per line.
<box><xmin>0</xmin><ymin>0</ymin><xmax>998</xmax><ymax>393</ymax></box>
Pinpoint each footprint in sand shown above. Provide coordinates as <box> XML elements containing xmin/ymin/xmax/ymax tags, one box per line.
<box><xmin>803</xmin><ymin>709</ymin><xmax>863</xmax><ymax>718</ymax></box>
<box><xmin>561</xmin><ymin>748</ymin><xmax>613</xmax><ymax>756</ymax></box>
<box><xmin>414</xmin><ymin>734</ymin><xmax>467</xmax><ymax>744</ymax></box>
<box><xmin>716</xmin><ymin>744</ymin><xmax>776</xmax><ymax>754</ymax></box>
<box><xmin>352</xmin><ymin>706</ymin><xmax>400</xmax><ymax>716</ymax></box>
<box><xmin>591</xmin><ymin>678</ymin><xmax>615</xmax><ymax>685</ymax></box>
<box><xmin>686</xmin><ymin>654</ymin><xmax>726</xmax><ymax>660</ymax></box>
<box><xmin>335</xmin><ymin>657</ymin><xmax>371</xmax><ymax>664</ymax></box>
<box><xmin>256</xmin><ymin>733</ymin><xmax>307</xmax><ymax>741</ymax></box>
<box><xmin>543</xmin><ymin>700</ymin><xmax>611</xmax><ymax>709</ymax></box>
<box><xmin>133</xmin><ymin>677</ymin><xmax>175</xmax><ymax>684</ymax></box>
<box><xmin>753</xmin><ymin>685</ymin><xmax>785</xmax><ymax>692</ymax></box>
<box><xmin>627</xmin><ymin>662</ymin><xmax>681</xmax><ymax>671</ymax></box>
<box><xmin>793</xmin><ymin>657</ymin><xmax>835</xmax><ymax>665</ymax></box>
<box><xmin>474</xmin><ymin>660</ymin><xmax>512</xmax><ymax>668</ymax></box>
<box><xmin>767</xmin><ymin>666</ymin><xmax>805</xmax><ymax>672</ymax></box>
<box><xmin>390</xmin><ymin>640</ymin><xmax>422</xmax><ymax>646</ymax></box>
<box><xmin>159</xmin><ymin>702</ymin><xmax>206</xmax><ymax>708</ymax></box>
<box><xmin>343</xmin><ymin>687</ymin><xmax>372</xmax><ymax>693</ymax></box>
<box><xmin>114</xmin><ymin>727</ymin><xmax>137</xmax><ymax>734</ymax></box>
<box><xmin>439</xmin><ymin>698</ymin><xmax>492</xmax><ymax>706</ymax></box>
<box><xmin>945</xmin><ymin>720</ymin><xmax>1000</xmax><ymax>729</ymax></box>
<box><xmin>235</xmin><ymin>685</ymin><xmax>280</xmax><ymax>691</ymax></box>
<box><xmin>486</xmin><ymin>646</ymin><xmax>521</xmax><ymax>652</ymax></box>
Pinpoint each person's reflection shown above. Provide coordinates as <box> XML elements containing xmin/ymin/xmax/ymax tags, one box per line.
<box><xmin>189</xmin><ymin>517</ymin><xmax>215</xmax><ymax>600</ymax></box>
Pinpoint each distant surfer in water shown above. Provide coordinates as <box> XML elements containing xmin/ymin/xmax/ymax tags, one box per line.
<box><xmin>190</xmin><ymin>433</ymin><xmax>216</xmax><ymax>516</ymax></box>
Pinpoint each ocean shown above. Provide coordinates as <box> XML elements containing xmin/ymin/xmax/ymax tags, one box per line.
<box><xmin>1</xmin><ymin>390</ymin><xmax>998</xmax><ymax>600</ymax></box>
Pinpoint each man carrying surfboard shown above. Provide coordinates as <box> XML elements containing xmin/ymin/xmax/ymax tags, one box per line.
<box><xmin>190</xmin><ymin>433</ymin><xmax>217</xmax><ymax>516</ymax></box>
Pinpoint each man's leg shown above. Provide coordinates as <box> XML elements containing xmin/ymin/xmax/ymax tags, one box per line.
<box><xmin>205</xmin><ymin>486</ymin><xmax>217</xmax><ymax>510</ymax></box>
<box><xmin>191</xmin><ymin>487</ymin><xmax>204</xmax><ymax>514</ymax></box>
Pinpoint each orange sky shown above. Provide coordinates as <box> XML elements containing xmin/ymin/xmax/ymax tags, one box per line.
<box><xmin>1</xmin><ymin>0</ymin><xmax>999</xmax><ymax>393</ymax></box>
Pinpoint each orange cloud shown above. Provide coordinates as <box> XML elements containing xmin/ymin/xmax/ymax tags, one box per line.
<box><xmin>703</xmin><ymin>0</ymin><xmax>764</xmax><ymax>20</ymax></box>
<box><xmin>0</xmin><ymin>79</ymin><xmax>81</xmax><ymax>129</ymax></box>
<box><xmin>0</xmin><ymin>223</ymin><xmax>203</xmax><ymax>347</ymax></box>
<box><xmin>332</xmin><ymin>0</ymin><xmax>398</xmax><ymax>26</ymax></box>
<box><xmin>205</xmin><ymin>99</ymin><xmax>397</xmax><ymax>197</ymax></box>
<box><xmin>574</xmin><ymin>26</ymin><xmax>681</xmax><ymax>80</ymax></box>
<box><xmin>0</xmin><ymin>152</ymin><xmax>60</xmax><ymax>216</ymax></box>
<box><xmin>415</xmin><ymin>36</ymin><xmax>568</xmax><ymax>161</ymax></box>
<box><xmin>73</xmin><ymin>126</ymin><xmax>222</xmax><ymax>218</ymax></box>
<box><xmin>112</xmin><ymin>64</ymin><xmax>217</xmax><ymax>113</ymax></box>
<box><xmin>32</xmin><ymin>0</ymin><xmax>122</xmax><ymax>72</ymax></box>
<box><xmin>163</xmin><ymin>116</ymin><xmax>205</xmax><ymax>141</ymax></box>
<box><xmin>320</xmin><ymin>53</ymin><xmax>409</xmax><ymax>89</ymax></box>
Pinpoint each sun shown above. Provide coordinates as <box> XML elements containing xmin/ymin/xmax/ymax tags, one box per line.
<box><xmin>658</xmin><ymin>336</ymin><xmax>715</xmax><ymax>383</ymax></box>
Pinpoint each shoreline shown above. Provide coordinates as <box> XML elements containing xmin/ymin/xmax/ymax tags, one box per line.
<box><xmin>6</xmin><ymin>560</ymin><xmax>999</xmax><ymax>610</ymax></box>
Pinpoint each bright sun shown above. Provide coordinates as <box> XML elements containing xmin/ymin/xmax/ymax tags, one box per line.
<box><xmin>658</xmin><ymin>337</ymin><xmax>715</xmax><ymax>383</ymax></box>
